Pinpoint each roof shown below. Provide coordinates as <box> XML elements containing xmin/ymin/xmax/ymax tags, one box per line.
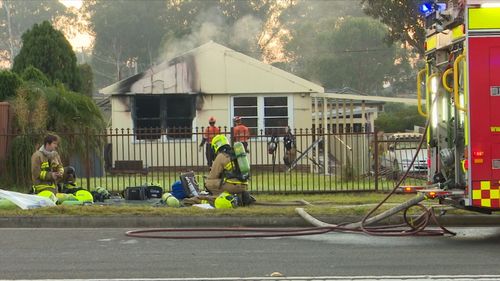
<box><xmin>320</xmin><ymin>87</ymin><xmax>423</xmax><ymax>105</ymax></box>
<box><xmin>100</xmin><ymin>41</ymin><xmax>324</xmax><ymax>95</ymax></box>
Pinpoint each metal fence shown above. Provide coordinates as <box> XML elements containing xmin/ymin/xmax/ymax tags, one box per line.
<box><xmin>0</xmin><ymin>127</ymin><xmax>428</xmax><ymax>194</ymax></box>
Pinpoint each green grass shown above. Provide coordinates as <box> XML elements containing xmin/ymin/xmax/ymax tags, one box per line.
<box><xmin>1</xmin><ymin>169</ymin><xmax>428</xmax><ymax>195</ymax></box>
<box><xmin>41</xmin><ymin>171</ymin><xmax>428</xmax><ymax>194</ymax></box>
<box><xmin>0</xmin><ymin>193</ymin><xmax>436</xmax><ymax>217</ymax></box>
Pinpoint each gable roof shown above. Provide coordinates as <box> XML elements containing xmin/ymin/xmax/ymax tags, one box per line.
<box><xmin>100</xmin><ymin>41</ymin><xmax>324</xmax><ymax>95</ymax></box>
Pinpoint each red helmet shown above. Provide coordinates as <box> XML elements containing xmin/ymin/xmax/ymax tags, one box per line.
<box><xmin>233</xmin><ymin>116</ymin><xmax>241</xmax><ymax>123</ymax></box>
<box><xmin>209</xmin><ymin>116</ymin><xmax>216</xmax><ymax>123</ymax></box>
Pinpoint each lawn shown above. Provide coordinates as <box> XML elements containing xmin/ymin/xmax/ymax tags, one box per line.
<box><xmin>0</xmin><ymin>192</ymin><xmax>444</xmax><ymax>217</ymax></box>
<box><xmin>65</xmin><ymin>171</ymin><xmax>427</xmax><ymax>194</ymax></box>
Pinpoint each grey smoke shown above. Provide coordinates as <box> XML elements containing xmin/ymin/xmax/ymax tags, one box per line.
<box><xmin>160</xmin><ymin>6</ymin><xmax>263</xmax><ymax>61</ymax></box>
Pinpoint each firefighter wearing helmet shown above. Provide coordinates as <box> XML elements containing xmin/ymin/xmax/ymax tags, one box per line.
<box><xmin>205</xmin><ymin>134</ymin><xmax>248</xmax><ymax>198</ymax></box>
<box><xmin>232</xmin><ymin>116</ymin><xmax>250</xmax><ymax>153</ymax></box>
<box><xmin>199</xmin><ymin>116</ymin><xmax>220</xmax><ymax>166</ymax></box>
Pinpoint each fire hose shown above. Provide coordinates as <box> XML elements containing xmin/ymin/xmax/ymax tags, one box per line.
<box><xmin>126</xmin><ymin>106</ymin><xmax>456</xmax><ymax>239</ymax></box>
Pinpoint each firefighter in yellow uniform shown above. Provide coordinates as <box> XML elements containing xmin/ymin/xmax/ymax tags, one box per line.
<box><xmin>31</xmin><ymin>134</ymin><xmax>64</xmax><ymax>194</ymax></box>
<box><xmin>205</xmin><ymin>134</ymin><xmax>248</xmax><ymax>196</ymax></box>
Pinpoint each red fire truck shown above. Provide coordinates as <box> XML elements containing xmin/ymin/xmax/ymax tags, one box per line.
<box><xmin>416</xmin><ymin>0</ymin><xmax>500</xmax><ymax>212</ymax></box>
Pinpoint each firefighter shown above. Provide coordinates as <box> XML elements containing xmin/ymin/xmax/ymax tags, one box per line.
<box><xmin>31</xmin><ymin>134</ymin><xmax>65</xmax><ymax>194</ymax></box>
<box><xmin>204</xmin><ymin>134</ymin><xmax>250</xmax><ymax>200</ymax></box>
<box><xmin>232</xmin><ymin>116</ymin><xmax>250</xmax><ymax>153</ymax></box>
<box><xmin>199</xmin><ymin>116</ymin><xmax>220</xmax><ymax>166</ymax></box>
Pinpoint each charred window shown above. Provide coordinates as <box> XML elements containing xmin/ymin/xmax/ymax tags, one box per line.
<box><xmin>134</xmin><ymin>96</ymin><xmax>161</xmax><ymax>140</ymax></box>
<box><xmin>134</xmin><ymin>95</ymin><xmax>195</xmax><ymax>140</ymax></box>
<box><xmin>164</xmin><ymin>95</ymin><xmax>195</xmax><ymax>138</ymax></box>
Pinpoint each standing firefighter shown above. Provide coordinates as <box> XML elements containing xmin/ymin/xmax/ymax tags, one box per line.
<box><xmin>199</xmin><ymin>116</ymin><xmax>220</xmax><ymax>166</ymax></box>
<box><xmin>31</xmin><ymin>134</ymin><xmax>64</xmax><ymax>194</ymax></box>
<box><xmin>232</xmin><ymin>116</ymin><xmax>250</xmax><ymax>152</ymax></box>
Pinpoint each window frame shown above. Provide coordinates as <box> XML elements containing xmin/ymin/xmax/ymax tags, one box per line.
<box><xmin>231</xmin><ymin>95</ymin><xmax>294</xmax><ymax>138</ymax></box>
<box><xmin>132</xmin><ymin>94</ymin><xmax>196</xmax><ymax>142</ymax></box>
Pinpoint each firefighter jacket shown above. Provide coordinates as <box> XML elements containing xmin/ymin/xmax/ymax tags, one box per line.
<box><xmin>232</xmin><ymin>124</ymin><xmax>250</xmax><ymax>143</ymax></box>
<box><xmin>205</xmin><ymin>151</ymin><xmax>247</xmax><ymax>196</ymax></box>
<box><xmin>31</xmin><ymin>146</ymin><xmax>64</xmax><ymax>193</ymax></box>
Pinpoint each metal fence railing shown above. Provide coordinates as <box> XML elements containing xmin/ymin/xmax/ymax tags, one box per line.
<box><xmin>0</xmin><ymin>127</ymin><xmax>428</xmax><ymax>194</ymax></box>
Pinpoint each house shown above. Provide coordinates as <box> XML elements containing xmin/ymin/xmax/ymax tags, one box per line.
<box><xmin>99</xmin><ymin>41</ymin><xmax>324</xmax><ymax>168</ymax></box>
<box><xmin>312</xmin><ymin>88</ymin><xmax>385</xmax><ymax>133</ymax></box>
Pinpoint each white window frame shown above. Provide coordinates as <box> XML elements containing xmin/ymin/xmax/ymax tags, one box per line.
<box><xmin>231</xmin><ymin>95</ymin><xmax>294</xmax><ymax>137</ymax></box>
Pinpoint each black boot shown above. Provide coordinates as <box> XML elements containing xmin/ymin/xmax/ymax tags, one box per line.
<box><xmin>240</xmin><ymin>191</ymin><xmax>256</xmax><ymax>206</ymax></box>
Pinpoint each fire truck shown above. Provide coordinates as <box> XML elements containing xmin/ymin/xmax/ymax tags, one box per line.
<box><xmin>416</xmin><ymin>0</ymin><xmax>500</xmax><ymax>213</ymax></box>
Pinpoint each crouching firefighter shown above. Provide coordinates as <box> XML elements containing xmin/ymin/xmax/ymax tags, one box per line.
<box><xmin>31</xmin><ymin>134</ymin><xmax>65</xmax><ymax>194</ymax></box>
<box><xmin>205</xmin><ymin>134</ymin><xmax>255</xmax><ymax>206</ymax></box>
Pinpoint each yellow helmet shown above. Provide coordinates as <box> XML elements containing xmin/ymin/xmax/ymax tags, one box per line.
<box><xmin>37</xmin><ymin>190</ymin><xmax>57</xmax><ymax>203</ymax></box>
<box><xmin>163</xmin><ymin>193</ymin><xmax>181</xmax><ymax>208</ymax></box>
<box><xmin>75</xmin><ymin>190</ymin><xmax>93</xmax><ymax>203</ymax></box>
<box><xmin>214</xmin><ymin>191</ymin><xmax>237</xmax><ymax>209</ymax></box>
<box><xmin>211</xmin><ymin>134</ymin><xmax>229</xmax><ymax>154</ymax></box>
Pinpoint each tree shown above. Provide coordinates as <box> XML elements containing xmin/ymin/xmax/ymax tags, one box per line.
<box><xmin>375</xmin><ymin>103</ymin><xmax>425</xmax><ymax>132</ymax></box>
<box><xmin>0</xmin><ymin>70</ymin><xmax>21</xmax><ymax>101</ymax></box>
<box><xmin>85</xmin><ymin>0</ymin><xmax>295</xmax><ymax>89</ymax></box>
<box><xmin>12</xmin><ymin>21</ymin><xmax>81</xmax><ymax>92</ymax></box>
<box><xmin>0</xmin><ymin>0</ymin><xmax>68</xmax><ymax>66</ymax></box>
<box><xmin>20</xmin><ymin>66</ymin><xmax>50</xmax><ymax>86</ymax></box>
<box><xmin>6</xmin><ymin>82</ymin><xmax>106</xmax><ymax>187</ymax></box>
<box><xmin>78</xmin><ymin>63</ymin><xmax>93</xmax><ymax>97</ymax></box>
<box><xmin>283</xmin><ymin>16</ymin><xmax>397</xmax><ymax>94</ymax></box>
<box><xmin>361</xmin><ymin>0</ymin><xmax>425</xmax><ymax>54</ymax></box>
<box><xmin>84</xmin><ymin>0</ymin><xmax>169</xmax><ymax>87</ymax></box>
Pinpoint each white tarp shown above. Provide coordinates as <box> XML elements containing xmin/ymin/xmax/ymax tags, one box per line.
<box><xmin>0</xmin><ymin>189</ymin><xmax>56</xmax><ymax>209</ymax></box>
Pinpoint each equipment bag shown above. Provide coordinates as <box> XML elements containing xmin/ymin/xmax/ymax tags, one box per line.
<box><xmin>180</xmin><ymin>171</ymin><xmax>200</xmax><ymax>197</ymax></box>
<box><xmin>146</xmin><ymin>185</ymin><xmax>163</xmax><ymax>199</ymax></box>
<box><xmin>171</xmin><ymin>180</ymin><xmax>187</xmax><ymax>200</ymax></box>
<box><xmin>123</xmin><ymin>186</ymin><xmax>147</xmax><ymax>200</ymax></box>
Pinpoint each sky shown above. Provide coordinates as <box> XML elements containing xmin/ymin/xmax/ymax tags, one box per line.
<box><xmin>59</xmin><ymin>0</ymin><xmax>82</xmax><ymax>9</ymax></box>
<box><xmin>58</xmin><ymin>0</ymin><xmax>91</xmax><ymax>50</ymax></box>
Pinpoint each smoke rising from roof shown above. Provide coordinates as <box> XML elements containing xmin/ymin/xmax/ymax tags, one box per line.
<box><xmin>160</xmin><ymin>6</ymin><xmax>262</xmax><ymax>62</ymax></box>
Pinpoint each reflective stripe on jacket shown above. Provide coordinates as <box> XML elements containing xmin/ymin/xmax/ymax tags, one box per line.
<box><xmin>205</xmin><ymin>152</ymin><xmax>247</xmax><ymax>188</ymax></box>
<box><xmin>31</xmin><ymin>150</ymin><xmax>63</xmax><ymax>193</ymax></box>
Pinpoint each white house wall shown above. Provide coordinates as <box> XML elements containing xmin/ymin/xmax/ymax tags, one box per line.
<box><xmin>194</xmin><ymin>43</ymin><xmax>323</xmax><ymax>94</ymax></box>
<box><xmin>111</xmin><ymin>96</ymin><xmax>133</xmax><ymax>129</ymax></box>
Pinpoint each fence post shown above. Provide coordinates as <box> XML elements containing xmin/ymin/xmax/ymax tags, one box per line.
<box><xmin>84</xmin><ymin>128</ymin><xmax>91</xmax><ymax>190</ymax></box>
<box><xmin>374</xmin><ymin>129</ymin><xmax>379</xmax><ymax>192</ymax></box>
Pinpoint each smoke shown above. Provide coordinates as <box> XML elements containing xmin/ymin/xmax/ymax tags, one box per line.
<box><xmin>229</xmin><ymin>15</ymin><xmax>262</xmax><ymax>54</ymax></box>
<box><xmin>160</xmin><ymin>6</ymin><xmax>263</xmax><ymax>61</ymax></box>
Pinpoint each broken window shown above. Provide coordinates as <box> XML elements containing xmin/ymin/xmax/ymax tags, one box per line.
<box><xmin>164</xmin><ymin>95</ymin><xmax>195</xmax><ymax>139</ymax></box>
<box><xmin>134</xmin><ymin>96</ymin><xmax>161</xmax><ymax>140</ymax></box>
<box><xmin>134</xmin><ymin>95</ymin><xmax>195</xmax><ymax>140</ymax></box>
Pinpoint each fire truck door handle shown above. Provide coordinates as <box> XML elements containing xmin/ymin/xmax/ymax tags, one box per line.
<box><xmin>417</xmin><ymin>69</ymin><xmax>428</xmax><ymax>118</ymax></box>
<box><xmin>453</xmin><ymin>54</ymin><xmax>467</xmax><ymax>112</ymax></box>
<box><xmin>442</xmin><ymin>68</ymin><xmax>453</xmax><ymax>93</ymax></box>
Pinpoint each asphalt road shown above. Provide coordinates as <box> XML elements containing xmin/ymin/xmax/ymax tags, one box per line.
<box><xmin>1</xmin><ymin>227</ymin><xmax>500</xmax><ymax>280</ymax></box>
